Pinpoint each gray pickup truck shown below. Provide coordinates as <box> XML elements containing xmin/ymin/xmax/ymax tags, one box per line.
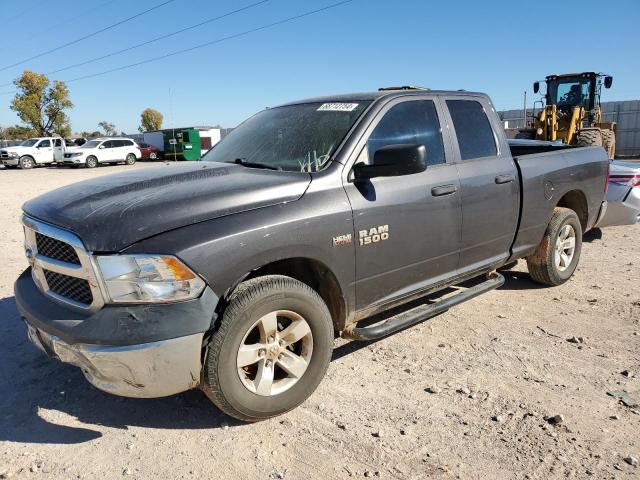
<box><xmin>15</xmin><ymin>87</ymin><xmax>609</xmax><ymax>421</ymax></box>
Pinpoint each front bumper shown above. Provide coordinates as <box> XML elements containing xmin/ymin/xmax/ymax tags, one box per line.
<box><xmin>1</xmin><ymin>157</ymin><xmax>19</xmax><ymax>166</ymax></box>
<box><xmin>27</xmin><ymin>323</ymin><xmax>203</xmax><ymax>397</ymax></box>
<box><xmin>15</xmin><ymin>268</ymin><xmax>219</xmax><ymax>398</ymax></box>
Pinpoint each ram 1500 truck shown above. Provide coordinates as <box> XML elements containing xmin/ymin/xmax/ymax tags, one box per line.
<box><xmin>15</xmin><ymin>88</ymin><xmax>609</xmax><ymax>421</ymax></box>
<box><xmin>1</xmin><ymin>137</ymin><xmax>67</xmax><ymax>169</ymax></box>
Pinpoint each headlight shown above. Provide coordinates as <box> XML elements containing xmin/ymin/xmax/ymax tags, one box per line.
<box><xmin>9</xmin><ymin>152</ymin><xmax>19</xmax><ymax>158</ymax></box>
<box><xmin>69</xmin><ymin>152</ymin><xmax>83</xmax><ymax>157</ymax></box>
<box><xmin>96</xmin><ymin>255</ymin><xmax>206</xmax><ymax>303</ymax></box>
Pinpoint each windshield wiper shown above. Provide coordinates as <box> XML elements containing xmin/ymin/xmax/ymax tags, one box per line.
<box><xmin>233</xmin><ymin>158</ymin><xmax>282</xmax><ymax>171</ymax></box>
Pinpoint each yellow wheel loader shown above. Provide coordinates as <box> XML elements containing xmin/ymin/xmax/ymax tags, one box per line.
<box><xmin>517</xmin><ymin>72</ymin><xmax>616</xmax><ymax>159</ymax></box>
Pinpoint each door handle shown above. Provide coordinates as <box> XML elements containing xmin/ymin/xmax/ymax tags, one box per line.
<box><xmin>495</xmin><ymin>174</ymin><xmax>515</xmax><ymax>184</ymax></box>
<box><xmin>431</xmin><ymin>184</ymin><xmax>458</xmax><ymax>197</ymax></box>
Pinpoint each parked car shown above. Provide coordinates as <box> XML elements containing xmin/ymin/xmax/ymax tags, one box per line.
<box><xmin>15</xmin><ymin>88</ymin><xmax>608</xmax><ymax>421</ymax></box>
<box><xmin>595</xmin><ymin>160</ymin><xmax>640</xmax><ymax>227</ymax></box>
<box><xmin>0</xmin><ymin>137</ymin><xmax>66</xmax><ymax>169</ymax></box>
<box><xmin>60</xmin><ymin>137</ymin><xmax>140</xmax><ymax>168</ymax></box>
<box><xmin>136</xmin><ymin>142</ymin><xmax>162</xmax><ymax>160</ymax></box>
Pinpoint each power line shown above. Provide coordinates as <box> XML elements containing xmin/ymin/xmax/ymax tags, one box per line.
<box><xmin>44</xmin><ymin>1</ymin><xmax>271</xmax><ymax>78</ymax></box>
<box><xmin>0</xmin><ymin>0</ymin><xmax>355</xmax><ymax>95</ymax></box>
<box><xmin>0</xmin><ymin>0</ymin><xmax>176</xmax><ymax>73</ymax></box>
<box><xmin>65</xmin><ymin>0</ymin><xmax>355</xmax><ymax>84</ymax></box>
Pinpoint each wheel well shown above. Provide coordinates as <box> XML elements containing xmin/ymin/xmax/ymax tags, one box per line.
<box><xmin>240</xmin><ymin>258</ymin><xmax>346</xmax><ymax>332</ymax></box>
<box><xmin>557</xmin><ymin>190</ymin><xmax>588</xmax><ymax>232</ymax></box>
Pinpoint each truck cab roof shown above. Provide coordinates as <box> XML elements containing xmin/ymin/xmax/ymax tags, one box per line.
<box><xmin>277</xmin><ymin>88</ymin><xmax>489</xmax><ymax>108</ymax></box>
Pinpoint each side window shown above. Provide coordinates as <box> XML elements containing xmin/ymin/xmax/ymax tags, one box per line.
<box><xmin>54</xmin><ymin>138</ymin><xmax>62</xmax><ymax>147</ymax></box>
<box><xmin>114</xmin><ymin>140</ymin><xmax>125</xmax><ymax>147</ymax></box>
<box><xmin>367</xmin><ymin>100</ymin><xmax>445</xmax><ymax>166</ymax></box>
<box><xmin>102</xmin><ymin>141</ymin><xmax>113</xmax><ymax>148</ymax></box>
<box><xmin>446</xmin><ymin>100</ymin><xmax>497</xmax><ymax>160</ymax></box>
<box><xmin>39</xmin><ymin>139</ymin><xmax>51</xmax><ymax>148</ymax></box>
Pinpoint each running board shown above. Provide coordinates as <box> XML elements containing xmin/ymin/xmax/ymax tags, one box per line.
<box><xmin>342</xmin><ymin>272</ymin><xmax>505</xmax><ymax>341</ymax></box>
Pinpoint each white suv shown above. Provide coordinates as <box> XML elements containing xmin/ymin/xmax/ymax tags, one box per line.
<box><xmin>61</xmin><ymin>137</ymin><xmax>140</xmax><ymax>168</ymax></box>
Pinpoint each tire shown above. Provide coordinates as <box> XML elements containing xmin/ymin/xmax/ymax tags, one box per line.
<box><xmin>85</xmin><ymin>156</ymin><xmax>98</xmax><ymax>168</ymax></box>
<box><xmin>601</xmin><ymin>129</ymin><xmax>616</xmax><ymax>159</ymax></box>
<box><xmin>19</xmin><ymin>156</ymin><xmax>34</xmax><ymax>169</ymax></box>
<box><xmin>576</xmin><ymin>129</ymin><xmax>603</xmax><ymax>148</ymax></box>
<box><xmin>526</xmin><ymin>207</ymin><xmax>582</xmax><ymax>286</ymax></box>
<box><xmin>149</xmin><ymin>152</ymin><xmax>158</xmax><ymax>160</ymax></box>
<box><xmin>125</xmin><ymin>153</ymin><xmax>136</xmax><ymax>165</ymax></box>
<box><xmin>203</xmin><ymin>275</ymin><xmax>333</xmax><ymax>421</ymax></box>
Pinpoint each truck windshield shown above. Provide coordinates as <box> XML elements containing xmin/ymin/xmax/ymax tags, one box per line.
<box><xmin>20</xmin><ymin>139</ymin><xmax>39</xmax><ymax>147</ymax></box>
<box><xmin>201</xmin><ymin>102</ymin><xmax>370</xmax><ymax>172</ymax></box>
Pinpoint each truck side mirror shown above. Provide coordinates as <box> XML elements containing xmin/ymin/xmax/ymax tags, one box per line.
<box><xmin>604</xmin><ymin>76</ymin><xmax>613</xmax><ymax>89</ymax></box>
<box><xmin>533</xmin><ymin>82</ymin><xmax>540</xmax><ymax>94</ymax></box>
<box><xmin>352</xmin><ymin>144</ymin><xmax>427</xmax><ymax>181</ymax></box>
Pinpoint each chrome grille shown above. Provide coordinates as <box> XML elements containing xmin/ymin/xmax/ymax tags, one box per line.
<box><xmin>43</xmin><ymin>270</ymin><xmax>93</xmax><ymax>305</ymax></box>
<box><xmin>23</xmin><ymin>216</ymin><xmax>104</xmax><ymax>312</ymax></box>
<box><xmin>36</xmin><ymin>232</ymin><xmax>80</xmax><ymax>264</ymax></box>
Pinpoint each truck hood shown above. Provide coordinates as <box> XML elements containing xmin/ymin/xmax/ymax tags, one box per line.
<box><xmin>1</xmin><ymin>145</ymin><xmax>35</xmax><ymax>153</ymax></box>
<box><xmin>23</xmin><ymin>162</ymin><xmax>311</xmax><ymax>252</ymax></box>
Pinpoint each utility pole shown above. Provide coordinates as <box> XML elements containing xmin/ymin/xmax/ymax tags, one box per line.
<box><xmin>523</xmin><ymin>91</ymin><xmax>527</xmax><ymax>129</ymax></box>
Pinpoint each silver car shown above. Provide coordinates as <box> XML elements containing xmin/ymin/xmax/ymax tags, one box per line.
<box><xmin>596</xmin><ymin>161</ymin><xmax>640</xmax><ymax>227</ymax></box>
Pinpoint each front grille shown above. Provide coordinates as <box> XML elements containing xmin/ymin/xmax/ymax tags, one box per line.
<box><xmin>36</xmin><ymin>232</ymin><xmax>80</xmax><ymax>264</ymax></box>
<box><xmin>0</xmin><ymin>151</ymin><xmax>9</xmax><ymax>159</ymax></box>
<box><xmin>43</xmin><ymin>270</ymin><xmax>93</xmax><ymax>305</ymax></box>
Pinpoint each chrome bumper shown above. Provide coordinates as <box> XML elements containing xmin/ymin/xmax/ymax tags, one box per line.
<box><xmin>26</xmin><ymin>324</ymin><xmax>203</xmax><ymax>398</ymax></box>
<box><xmin>1</xmin><ymin>158</ymin><xmax>19</xmax><ymax>166</ymax></box>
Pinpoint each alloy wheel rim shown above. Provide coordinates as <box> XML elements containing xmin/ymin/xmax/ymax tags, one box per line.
<box><xmin>236</xmin><ymin>310</ymin><xmax>313</xmax><ymax>397</ymax></box>
<box><xmin>554</xmin><ymin>224</ymin><xmax>576</xmax><ymax>272</ymax></box>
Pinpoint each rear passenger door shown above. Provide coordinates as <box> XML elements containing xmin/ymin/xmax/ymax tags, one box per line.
<box><xmin>444</xmin><ymin>96</ymin><xmax>519</xmax><ymax>273</ymax></box>
<box><xmin>53</xmin><ymin>138</ymin><xmax>64</xmax><ymax>161</ymax></box>
<box><xmin>344</xmin><ymin>98</ymin><xmax>462</xmax><ymax>311</ymax></box>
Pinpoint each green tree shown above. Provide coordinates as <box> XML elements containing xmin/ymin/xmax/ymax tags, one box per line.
<box><xmin>98</xmin><ymin>121</ymin><xmax>116</xmax><ymax>136</ymax></box>
<box><xmin>10</xmin><ymin>70</ymin><xmax>73</xmax><ymax>137</ymax></box>
<box><xmin>0</xmin><ymin>125</ymin><xmax>37</xmax><ymax>140</ymax></box>
<box><xmin>139</xmin><ymin>108</ymin><xmax>163</xmax><ymax>132</ymax></box>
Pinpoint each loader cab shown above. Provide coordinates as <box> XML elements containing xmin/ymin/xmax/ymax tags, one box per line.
<box><xmin>534</xmin><ymin>72</ymin><xmax>613</xmax><ymax>123</ymax></box>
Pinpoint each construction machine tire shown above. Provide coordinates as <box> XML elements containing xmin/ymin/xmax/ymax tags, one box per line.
<box><xmin>601</xmin><ymin>129</ymin><xmax>616</xmax><ymax>159</ymax></box>
<box><xmin>576</xmin><ymin>129</ymin><xmax>603</xmax><ymax>148</ymax></box>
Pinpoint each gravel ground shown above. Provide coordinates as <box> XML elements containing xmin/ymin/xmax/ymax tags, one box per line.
<box><xmin>0</xmin><ymin>164</ymin><xmax>638</xmax><ymax>480</ymax></box>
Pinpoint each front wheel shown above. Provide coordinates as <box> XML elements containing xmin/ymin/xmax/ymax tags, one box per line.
<box><xmin>19</xmin><ymin>156</ymin><xmax>34</xmax><ymax>169</ymax></box>
<box><xmin>203</xmin><ymin>275</ymin><xmax>333</xmax><ymax>421</ymax></box>
<box><xmin>85</xmin><ymin>156</ymin><xmax>98</xmax><ymax>168</ymax></box>
<box><xmin>125</xmin><ymin>153</ymin><xmax>136</xmax><ymax>165</ymax></box>
<box><xmin>526</xmin><ymin>207</ymin><xmax>582</xmax><ymax>286</ymax></box>
<box><xmin>149</xmin><ymin>152</ymin><xmax>158</xmax><ymax>160</ymax></box>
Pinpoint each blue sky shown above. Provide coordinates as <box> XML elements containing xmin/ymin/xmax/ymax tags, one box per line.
<box><xmin>1</xmin><ymin>0</ymin><xmax>638</xmax><ymax>133</ymax></box>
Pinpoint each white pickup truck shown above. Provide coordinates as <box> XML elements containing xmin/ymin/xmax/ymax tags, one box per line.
<box><xmin>0</xmin><ymin>137</ymin><xmax>66</xmax><ymax>169</ymax></box>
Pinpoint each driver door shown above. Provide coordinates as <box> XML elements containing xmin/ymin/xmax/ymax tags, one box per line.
<box><xmin>343</xmin><ymin>98</ymin><xmax>462</xmax><ymax>311</ymax></box>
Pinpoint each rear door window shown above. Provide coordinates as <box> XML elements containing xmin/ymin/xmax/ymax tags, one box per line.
<box><xmin>54</xmin><ymin>138</ymin><xmax>62</xmax><ymax>147</ymax></box>
<box><xmin>367</xmin><ymin>100</ymin><xmax>445</xmax><ymax>166</ymax></box>
<box><xmin>446</xmin><ymin>100</ymin><xmax>497</xmax><ymax>160</ymax></box>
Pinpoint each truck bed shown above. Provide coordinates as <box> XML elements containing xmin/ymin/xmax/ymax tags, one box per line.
<box><xmin>508</xmin><ymin>144</ymin><xmax>609</xmax><ymax>260</ymax></box>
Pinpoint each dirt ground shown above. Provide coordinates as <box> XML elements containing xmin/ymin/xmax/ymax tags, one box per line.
<box><xmin>0</xmin><ymin>163</ymin><xmax>638</xmax><ymax>480</ymax></box>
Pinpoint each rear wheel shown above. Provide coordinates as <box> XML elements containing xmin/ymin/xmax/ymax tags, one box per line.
<box><xmin>125</xmin><ymin>153</ymin><xmax>136</xmax><ymax>165</ymax></box>
<box><xmin>601</xmin><ymin>129</ymin><xmax>616</xmax><ymax>159</ymax></box>
<box><xmin>526</xmin><ymin>207</ymin><xmax>582</xmax><ymax>286</ymax></box>
<box><xmin>85</xmin><ymin>156</ymin><xmax>98</xmax><ymax>168</ymax></box>
<box><xmin>203</xmin><ymin>275</ymin><xmax>333</xmax><ymax>421</ymax></box>
<box><xmin>19</xmin><ymin>156</ymin><xmax>34</xmax><ymax>169</ymax></box>
<box><xmin>576</xmin><ymin>129</ymin><xmax>603</xmax><ymax>148</ymax></box>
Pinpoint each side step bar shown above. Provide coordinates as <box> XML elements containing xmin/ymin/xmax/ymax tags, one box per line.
<box><xmin>342</xmin><ymin>272</ymin><xmax>505</xmax><ymax>341</ymax></box>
